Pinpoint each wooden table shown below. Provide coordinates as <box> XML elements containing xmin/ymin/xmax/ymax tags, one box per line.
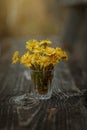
<box><xmin>0</xmin><ymin>37</ymin><xmax>87</xmax><ymax>130</ymax></box>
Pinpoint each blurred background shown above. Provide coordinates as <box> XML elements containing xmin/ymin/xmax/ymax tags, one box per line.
<box><xmin>0</xmin><ymin>0</ymin><xmax>87</xmax><ymax>73</ymax></box>
<box><xmin>0</xmin><ymin>0</ymin><xmax>68</xmax><ymax>61</ymax></box>
<box><xmin>0</xmin><ymin>0</ymin><xmax>68</xmax><ymax>37</ymax></box>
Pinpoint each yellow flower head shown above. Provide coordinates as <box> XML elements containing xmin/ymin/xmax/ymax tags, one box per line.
<box><xmin>12</xmin><ymin>51</ymin><xmax>19</xmax><ymax>64</ymax></box>
<box><xmin>55</xmin><ymin>48</ymin><xmax>68</xmax><ymax>61</ymax></box>
<box><xmin>39</xmin><ymin>56</ymin><xmax>50</xmax><ymax>68</ymax></box>
<box><xmin>62</xmin><ymin>51</ymin><xmax>68</xmax><ymax>61</ymax></box>
<box><xmin>49</xmin><ymin>55</ymin><xmax>58</xmax><ymax>65</ymax></box>
<box><xmin>33</xmin><ymin>46</ymin><xmax>42</xmax><ymax>53</ymax></box>
<box><xmin>40</xmin><ymin>40</ymin><xmax>52</xmax><ymax>46</ymax></box>
<box><xmin>54</xmin><ymin>48</ymin><xmax>62</xmax><ymax>59</ymax></box>
<box><xmin>31</xmin><ymin>53</ymin><xmax>40</xmax><ymax>64</ymax></box>
<box><xmin>43</xmin><ymin>47</ymin><xmax>55</xmax><ymax>56</ymax></box>
<box><xmin>26</xmin><ymin>40</ymin><xmax>39</xmax><ymax>52</ymax></box>
<box><xmin>20</xmin><ymin>52</ymin><xmax>32</xmax><ymax>67</ymax></box>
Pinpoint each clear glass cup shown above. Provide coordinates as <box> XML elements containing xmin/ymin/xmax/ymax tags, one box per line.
<box><xmin>9</xmin><ymin>68</ymin><xmax>54</xmax><ymax>106</ymax></box>
<box><xmin>30</xmin><ymin>69</ymin><xmax>54</xmax><ymax>100</ymax></box>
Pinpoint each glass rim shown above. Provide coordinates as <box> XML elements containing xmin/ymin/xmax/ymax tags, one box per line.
<box><xmin>29</xmin><ymin>69</ymin><xmax>54</xmax><ymax>72</ymax></box>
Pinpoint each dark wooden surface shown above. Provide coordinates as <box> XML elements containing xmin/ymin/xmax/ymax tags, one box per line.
<box><xmin>0</xmin><ymin>37</ymin><xmax>87</xmax><ymax>130</ymax></box>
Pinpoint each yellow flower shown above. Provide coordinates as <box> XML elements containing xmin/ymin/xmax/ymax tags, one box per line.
<box><xmin>31</xmin><ymin>53</ymin><xmax>40</xmax><ymax>64</ymax></box>
<box><xmin>40</xmin><ymin>40</ymin><xmax>52</xmax><ymax>45</ymax></box>
<box><xmin>20</xmin><ymin>52</ymin><xmax>32</xmax><ymax>67</ymax></box>
<box><xmin>49</xmin><ymin>55</ymin><xmax>58</xmax><ymax>65</ymax></box>
<box><xmin>62</xmin><ymin>51</ymin><xmax>68</xmax><ymax>61</ymax></box>
<box><xmin>12</xmin><ymin>39</ymin><xmax>68</xmax><ymax>69</ymax></box>
<box><xmin>43</xmin><ymin>47</ymin><xmax>55</xmax><ymax>56</ymax></box>
<box><xmin>26</xmin><ymin>40</ymin><xmax>39</xmax><ymax>52</ymax></box>
<box><xmin>55</xmin><ymin>48</ymin><xmax>68</xmax><ymax>61</ymax></box>
<box><xmin>12</xmin><ymin>51</ymin><xmax>19</xmax><ymax>64</ymax></box>
<box><xmin>33</xmin><ymin>46</ymin><xmax>42</xmax><ymax>53</ymax></box>
<box><xmin>39</xmin><ymin>56</ymin><xmax>50</xmax><ymax>68</ymax></box>
<box><xmin>55</xmin><ymin>48</ymin><xmax>62</xmax><ymax>58</ymax></box>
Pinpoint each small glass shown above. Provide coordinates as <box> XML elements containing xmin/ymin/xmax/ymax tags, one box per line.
<box><xmin>9</xmin><ymin>69</ymin><xmax>54</xmax><ymax>106</ymax></box>
<box><xmin>30</xmin><ymin>69</ymin><xmax>54</xmax><ymax>100</ymax></box>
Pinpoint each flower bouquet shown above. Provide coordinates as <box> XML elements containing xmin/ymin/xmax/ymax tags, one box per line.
<box><xmin>12</xmin><ymin>39</ymin><xmax>68</xmax><ymax>99</ymax></box>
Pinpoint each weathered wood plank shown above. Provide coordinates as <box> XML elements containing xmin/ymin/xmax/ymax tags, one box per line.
<box><xmin>0</xmin><ymin>37</ymin><xmax>87</xmax><ymax>130</ymax></box>
<box><xmin>0</xmin><ymin>63</ymin><xmax>87</xmax><ymax>130</ymax></box>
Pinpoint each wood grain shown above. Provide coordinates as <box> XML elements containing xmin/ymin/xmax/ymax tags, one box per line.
<box><xmin>0</xmin><ymin>38</ymin><xmax>87</xmax><ymax>130</ymax></box>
